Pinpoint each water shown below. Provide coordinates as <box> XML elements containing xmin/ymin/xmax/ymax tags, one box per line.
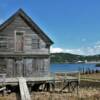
<box><xmin>50</xmin><ymin>63</ymin><xmax>100</xmax><ymax>72</ymax></box>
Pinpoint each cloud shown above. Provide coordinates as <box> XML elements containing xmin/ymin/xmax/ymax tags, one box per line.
<box><xmin>50</xmin><ymin>47</ymin><xmax>64</xmax><ymax>53</ymax></box>
<box><xmin>50</xmin><ymin>47</ymin><xmax>86</xmax><ymax>55</ymax></box>
<box><xmin>65</xmin><ymin>48</ymin><xmax>84</xmax><ymax>55</ymax></box>
<box><xmin>50</xmin><ymin>41</ymin><xmax>100</xmax><ymax>55</ymax></box>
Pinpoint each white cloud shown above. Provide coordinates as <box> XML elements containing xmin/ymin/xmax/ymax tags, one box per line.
<box><xmin>50</xmin><ymin>47</ymin><xmax>85</xmax><ymax>55</ymax></box>
<box><xmin>65</xmin><ymin>48</ymin><xmax>84</xmax><ymax>55</ymax></box>
<box><xmin>50</xmin><ymin>47</ymin><xmax>64</xmax><ymax>53</ymax></box>
<box><xmin>50</xmin><ymin>41</ymin><xmax>100</xmax><ymax>55</ymax></box>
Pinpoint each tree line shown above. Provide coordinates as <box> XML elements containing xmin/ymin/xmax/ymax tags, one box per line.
<box><xmin>50</xmin><ymin>53</ymin><xmax>100</xmax><ymax>63</ymax></box>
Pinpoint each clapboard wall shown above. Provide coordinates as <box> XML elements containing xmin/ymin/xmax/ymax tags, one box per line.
<box><xmin>0</xmin><ymin>16</ymin><xmax>49</xmax><ymax>54</ymax></box>
<box><xmin>6</xmin><ymin>58</ymin><xmax>50</xmax><ymax>77</ymax></box>
<box><xmin>0</xmin><ymin>9</ymin><xmax>53</xmax><ymax>77</ymax></box>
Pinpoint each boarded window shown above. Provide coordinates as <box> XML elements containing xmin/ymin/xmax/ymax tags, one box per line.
<box><xmin>0</xmin><ymin>36</ymin><xmax>7</xmax><ymax>49</ymax></box>
<box><xmin>0</xmin><ymin>58</ymin><xmax>6</xmax><ymax>73</ymax></box>
<box><xmin>24</xmin><ymin>59</ymin><xmax>33</xmax><ymax>77</ymax></box>
<box><xmin>32</xmin><ymin>58</ymin><xmax>48</xmax><ymax>76</ymax></box>
<box><xmin>32</xmin><ymin>39</ymin><xmax>39</xmax><ymax>49</ymax></box>
<box><xmin>16</xmin><ymin>32</ymin><xmax>24</xmax><ymax>51</ymax></box>
<box><xmin>14</xmin><ymin>59</ymin><xmax>24</xmax><ymax>77</ymax></box>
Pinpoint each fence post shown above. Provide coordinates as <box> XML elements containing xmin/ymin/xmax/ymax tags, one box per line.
<box><xmin>77</xmin><ymin>72</ymin><xmax>80</xmax><ymax>97</ymax></box>
<box><xmin>0</xmin><ymin>74</ymin><xmax>6</xmax><ymax>96</ymax></box>
<box><xmin>78</xmin><ymin>72</ymin><xmax>80</xmax><ymax>84</ymax></box>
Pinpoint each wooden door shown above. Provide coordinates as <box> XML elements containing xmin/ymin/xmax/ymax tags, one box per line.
<box><xmin>16</xmin><ymin>32</ymin><xmax>23</xmax><ymax>51</ymax></box>
<box><xmin>24</xmin><ymin>59</ymin><xmax>33</xmax><ymax>77</ymax></box>
<box><xmin>6</xmin><ymin>59</ymin><xmax>14</xmax><ymax>77</ymax></box>
<box><xmin>15</xmin><ymin>59</ymin><xmax>24</xmax><ymax>77</ymax></box>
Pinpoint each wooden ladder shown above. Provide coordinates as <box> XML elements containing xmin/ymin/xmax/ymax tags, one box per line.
<box><xmin>18</xmin><ymin>77</ymin><xmax>31</xmax><ymax>100</ymax></box>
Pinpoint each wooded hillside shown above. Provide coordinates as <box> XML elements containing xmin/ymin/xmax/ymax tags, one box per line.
<box><xmin>50</xmin><ymin>53</ymin><xmax>100</xmax><ymax>63</ymax></box>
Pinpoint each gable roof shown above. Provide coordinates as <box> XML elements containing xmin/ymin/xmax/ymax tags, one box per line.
<box><xmin>0</xmin><ymin>8</ymin><xmax>53</xmax><ymax>45</ymax></box>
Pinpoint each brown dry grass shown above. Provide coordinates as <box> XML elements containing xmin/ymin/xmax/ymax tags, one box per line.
<box><xmin>0</xmin><ymin>73</ymin><xmax>100</xmax><ymax>100</ymax></box>
<box><xmin>0</xmin><ymin>88</ymin><xmax>99</xmax><ymax>100</ymax></box>
<box><xmin>81</xmin><ymin>73</ymin><xmax>100</xmax><ymax>80</ymax></box>
<box><xmin>0</xmin><ymin>93</ymin><xmax>17</xmax><ymax>100</ymax></box>
<box><xmin>31</xmin><ymin>88</ymin><xmax>100</xmax><ymax>100</ymax></box>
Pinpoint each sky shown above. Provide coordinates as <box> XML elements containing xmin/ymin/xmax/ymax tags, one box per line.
<box><xmin>0</xmin><ymin>0</ymin><xmax>100</xmax><ymax>55</ymax></box>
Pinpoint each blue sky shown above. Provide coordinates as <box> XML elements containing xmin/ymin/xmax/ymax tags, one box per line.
<box><xmin>1</xmin><ymin>0</ymin><xmax>100</xmax><ymax>55</ymax></box>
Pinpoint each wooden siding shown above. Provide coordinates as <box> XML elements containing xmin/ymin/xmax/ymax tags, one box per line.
<box><xmin>0</xmin><ymin>14</ymin><xmax>51</xmax><ymax>77</ymax></box>
<box><xmin>0</xmin><ymin>15</ymin><xmax>49</xmax><ymax>54</ymax></box>
<box><xmin>6</xmin><ymin>59</ymin><xmax>14</xmax><ymax>77</ymax></box>
<box><xmin>0</xmin><ymin>58</ymin><xmax>6</xmax><ymax>73</ymax></box>
<box><xmin>24</xmin><ymin>59</ymin><xmax>33</xmax><ymax>77</ymax></box>
<box><xmin>5</xmin><ymin>58</ymin><xmax>49</xmax><ymax>77</ymax></box>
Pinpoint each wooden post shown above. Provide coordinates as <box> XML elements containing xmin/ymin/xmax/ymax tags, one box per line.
<box><xmin>65</xmin><ymin>72</ymin><xmax>67</xmax><ymax>79</ymax></box>
<box><xmin>77</xmin><ymin>72</ymin><xmax>80</xmax><ymax>96</ymax></box>
<box><xmin>51</xmin><ymin>80</ymin><xmax>55</xmax><ymax>92</ymax></box>
<box><xmin>0</xmin><ymin>74</ymin><xmax>6</xmax><ymax>96</ymax></box>
<box><xmin>3</xmin><ymin>74</ymin><xmax>6</xmax><ymax>84</ymax></box>
<box><xmin>78</xmin><ymin>72</ymin><xmax>80</xmax><ymax>84</ymax></box>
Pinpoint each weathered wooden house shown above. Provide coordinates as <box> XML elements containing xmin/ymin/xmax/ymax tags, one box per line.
<box><xmin>0</xmin><ymin>9</ymin><xmax>53</xmax><ymax>78</ymax></box>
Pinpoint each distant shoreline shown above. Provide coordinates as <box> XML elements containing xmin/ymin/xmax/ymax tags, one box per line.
<box><xmin>51</xmin><ymin>53</ymin><xmax>100</xmax><ymax>64</ymax></box>
<box><xmin>51</xmin><ymin>62</ymin><xmax>97</xmax><ymax>64</ymax></box>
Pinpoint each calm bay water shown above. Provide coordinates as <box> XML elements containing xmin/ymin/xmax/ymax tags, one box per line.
<box><xmin>50</xmin><ymin>63</ymin><xmax>100</xmax><ymax>72</ymax></box>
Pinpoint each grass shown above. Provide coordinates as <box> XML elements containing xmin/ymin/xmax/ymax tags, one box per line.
<box><xmin>81</xmin><ymin>73</ymin><xmax>100</xmax><ymax>80</ymax></box>
<box><xmin>31</xmin><ymin>88</ymin><xmax>100</xmax><ymax>100</ymax></box>
<box><xmin>0</xmin><ymin>90</ymin><xmax>99</xmax><ymax>100</ymax></box>
<box><xmin>0</xmin><ymin>93</ymin><xmax>17</xmax><ymax>100</ymax></box>
<box><xmin>0</xmin><ymin>73</ymin><xmax>100</xmax><ymax>100</ymax></box>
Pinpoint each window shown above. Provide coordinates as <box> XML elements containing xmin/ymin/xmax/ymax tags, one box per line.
<box><xmin>0</xmin><ymin>42</ymin><xmax>7</xmax><ymax>48</ymax></box>
<box><xmin>15</xmin><ymin>32</ymin><xmax>24</xmax><ymax>51</ymax></box>
<box><xmin>0</xmin><ymin>58</ymin><xmax>6</xmax><ymax>73</ymax></box>
<box><xmin>32</xmin><ymin>39</ymin><xmax>39</xmax><ymax>49</ymax></box>
<box><xmin>0</xmin><ymin>37</ymin><xmax>7</xmax><ymax>49</ymax></box>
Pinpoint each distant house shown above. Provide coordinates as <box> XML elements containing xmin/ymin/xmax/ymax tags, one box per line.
<box><xmin>0</xmin><ymin>9</ymin><xmax>53</xmax><ymax>77</ymax></box>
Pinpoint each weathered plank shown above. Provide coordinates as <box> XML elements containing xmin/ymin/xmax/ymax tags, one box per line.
<box><xmin>18</xmin><ymin>77</ymin><xmax>31</xmax><ymax>100</ymax></box>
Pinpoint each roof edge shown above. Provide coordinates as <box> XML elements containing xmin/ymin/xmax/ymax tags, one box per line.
<box><xmin>0</xmin><ymin>8</ymin><xmax>54</xmax><ymax>45</ymax></box>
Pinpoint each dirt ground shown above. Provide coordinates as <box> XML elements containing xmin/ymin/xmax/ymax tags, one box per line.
<box><xmin>0</xmin><ymin>88</ymin><xmax>99</xmax><ymax>100</ymax></box>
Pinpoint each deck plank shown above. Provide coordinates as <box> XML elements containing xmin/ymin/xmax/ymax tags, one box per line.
<box><xmin>0</xmin><ymin>76</ymin><xmax>78</xmax><ymax>83</ymax></box>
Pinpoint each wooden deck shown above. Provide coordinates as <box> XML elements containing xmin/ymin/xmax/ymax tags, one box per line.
<box><xmin>0</xmin><ymin>76</ymin><xmax>54</xmax><ymax>84</ymax></box>
<box><xmin>0</xmin><ymin>76</ymin><xmax>79</xmax><ymax>84</ymax></box>
<box><xmin>0</xmin><ymin>72</ymin><xmax>80</xmax><ymax>100</ymax></box>
<box><xmin>0</xmin><ymin>72</ymin><xmax>80</xmax><ymax>85</ymax></box>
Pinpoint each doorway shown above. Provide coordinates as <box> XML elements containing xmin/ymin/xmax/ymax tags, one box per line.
<box><xmin>15</xmin><ymin>32</ymin><xmax>24</xmax><ymax>52</ymax></box>
<box><xmin>14</xmin><ymin>59</ymin><xmax>24</xmax><ymax>77</ymax></box>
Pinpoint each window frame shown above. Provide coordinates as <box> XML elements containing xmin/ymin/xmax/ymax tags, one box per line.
<box><xmin>14</xmin><ymin>30</ymin><xmax>25</xmax><ymax>52</ymax></box>
<box><xmin>0</xmin><ymin>36</ymin><xmax>8</xmax><ymax>49</ymax></box>
<box><xmin>31</xmin><ymin>38</ymin><xmax>40</xmax><ymax>49</ymax></box>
